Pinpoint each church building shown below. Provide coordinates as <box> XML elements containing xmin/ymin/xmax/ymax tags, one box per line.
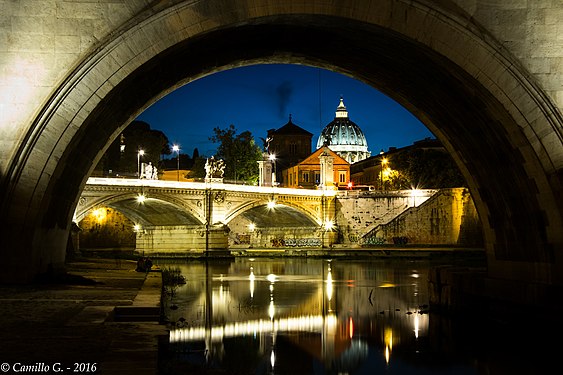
<box><xmin>265</xmin><ymin>115</ymin><xmax>313</xmax><ymax>183</ymax></box>
<box><xmin>259</xmin><ymin>98</ymin><xmax>367</xmax><ymax>189</ymax></box>
<box><xmin>282</xmin><ymin>146</ymin><xmax>350</xmax><ymax>189</ymax></box>
<box><xmin>316</xmin><ymin>97</ymin><xmax>371</xmax><ymax>163</ymax></box>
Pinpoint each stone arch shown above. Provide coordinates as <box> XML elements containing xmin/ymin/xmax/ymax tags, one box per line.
<box><xmin>1</xmin><ymin>0</ymin><xmax>562</xmax><ymax>284</ymax></box>
<box><xmin>224</xmin><ymin>199</ymin><xmax>321</xmax><ymax>226</ymax></box>
<box><xmin>75</xmin><ymin>191</ymin><xmax>202</xmax><ymax>226</ymax></box>
<box><xmin>133</xmin><ymin>191</ymin><xmax>206</xmax><ymax>225</ymax></box>
<box><xmin>74</xmin><ymin>192</ymin><xmax>139</xmax><ymax>223</ymax></box>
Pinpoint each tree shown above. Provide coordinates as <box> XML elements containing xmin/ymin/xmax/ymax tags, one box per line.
<box><xmin>391</xmin><ymin>149</ymin><xmax>466</xmax><ymax>189</ymax></box>
<box><xmin>188</xmin><ymin>156</ymin><xmax>207</xmax><ymax>179</ymax></box>
<box><xmin>209</xmin><ymin>125</ymin><xmax>262</xmax><ymax>183</ymax></box>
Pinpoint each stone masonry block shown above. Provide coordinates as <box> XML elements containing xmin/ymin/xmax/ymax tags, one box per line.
<box><xmin>56</xmin><ymin>2</ymin><xmax>105</xmax><ymax>20</ymax></box>
<box><xmin>55</xmin><ymin>35</ymin><xmax>81</xmax><ymax>53</ymax></box>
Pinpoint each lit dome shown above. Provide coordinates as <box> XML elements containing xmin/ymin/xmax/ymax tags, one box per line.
<box><xmin>316</xmin><ymin>98</ymin><xmax>371</xmax><ymax>163</ymax></box>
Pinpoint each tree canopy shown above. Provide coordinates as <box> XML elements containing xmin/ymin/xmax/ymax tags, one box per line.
<box><xmin>384</xmin><ymin>148</ymin><xmax>466</xmax><ymax>189</ymax></box>
<box><xmin>209</xmin><ymin>124</ymin><xmax>262</xmax><ymax>183</ymax></box>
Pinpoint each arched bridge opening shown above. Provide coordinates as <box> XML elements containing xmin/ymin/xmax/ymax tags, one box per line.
<box><xmin>76</xmin><ymin>192</ymin><xmax>203</xmax><ymax>226</ymax></box>
<box><xmin>75</xmin><ymin>194</ymin><xmax>204</xmax><ymax>253</ymax></box>
<box><xmin>0</xmin><ymin>1</ymin><xmax>562</xmax><ymax>296</ymax></box>
<box><xmin>105</xmin><ymin>197</ymin><xmax>201</xmax><ymax>228</ymax></box>
<box><xmin>227</xmin><ymin>203</ymin><xmax>321</xmax><ymax>249</ymax></box>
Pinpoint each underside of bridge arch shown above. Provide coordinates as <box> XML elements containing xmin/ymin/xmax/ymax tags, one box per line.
<box><xmin>2</xmin><ymin>2</ymin><xmax>563</xmax><ymax>287</ymax></box>
<box><xmin>229</xmin><ymin>204</ymin><xmax>318</xmax><ymax>230</ymax></box>
<box><xmin>106</xmin><ymin>198</ymin><xmax>201</xmax><ymax>227</ymax></box>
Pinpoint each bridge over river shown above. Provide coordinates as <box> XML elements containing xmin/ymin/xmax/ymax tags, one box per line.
<box><xmin>75</xmin><ymin>178</ymin><xmax>475</xmax><ymax>255</ymax></box>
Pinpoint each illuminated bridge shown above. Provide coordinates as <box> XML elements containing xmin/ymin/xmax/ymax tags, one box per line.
<box><xmin>76</xmin><ymin>177</ymin><xmax>440</xmax><ymax>254</ymax></box>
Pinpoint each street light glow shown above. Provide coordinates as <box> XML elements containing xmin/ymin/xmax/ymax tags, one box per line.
<box><xmin>380</xmin><ymin>157</ymin><xmax>389</xmax><ymax>190</ymax></box>
<box><xmin>92</xmin><ymin>208</ymin><xmax>106</xmax><ymax>223</ymax></box>
<box><xmin>410</xmin><ymin>189</ymin><xmax>423</xmax><ymax>197</ymax></box>
<box><xmin>267</xmin><ymin>200</ymin><xmax>276</xmax><ymax>209</ymax></box>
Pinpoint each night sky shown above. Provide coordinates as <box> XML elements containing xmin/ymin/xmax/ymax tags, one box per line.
<box><xmin>135</xmin><ymin>64</ymin><xmax>434</xmax><ymax>158</ymax></box>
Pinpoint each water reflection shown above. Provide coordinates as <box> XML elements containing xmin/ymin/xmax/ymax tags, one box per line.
<box><xmin>160</xmin><ymin>258</ymin><xmax>440</xmax><ymax>374</ymax></box>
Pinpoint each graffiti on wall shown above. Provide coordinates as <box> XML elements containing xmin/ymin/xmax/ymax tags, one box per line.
<box><xmin>271</xmin><ymin>238</ymin><xmax>322</xmax><ymax>247</ymax></box>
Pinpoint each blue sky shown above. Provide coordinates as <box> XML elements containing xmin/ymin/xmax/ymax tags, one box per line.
<box><xmin>136</xmin><ymin>64</ymin><xmax>434</xmax><ymax>158</ymax></box>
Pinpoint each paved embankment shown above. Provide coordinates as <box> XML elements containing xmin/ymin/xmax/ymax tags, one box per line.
<box><xmin>230</xmin><ymin>246</ymin><xmax>486</xmax><ymax>259</ymax></box>
<box><xmin>0</xmin><ymin>257</ymin><xmax>166</xmax><ymax>375</ymax></box>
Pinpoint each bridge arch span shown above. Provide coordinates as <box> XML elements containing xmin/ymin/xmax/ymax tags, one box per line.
<box><xmin>75</xmin><ymin>192</ymin><xmax>139</xmax><ymax>223</ymax></box>
<box><xmin>76</xmin><ymin>190</ymin><xmax>203</xmax><ymax>227</ymax></box>
<box><xmin>131</xmin><ymin>191</ymin><xmax>206</xmax><ymax>225</ymax></box>
<box><xmin>224</xmin><ymin>200</ymin><xmax>321</xmax><ymax>228</ymax></box>
<box><xmin>0</xmin><ymin>1</ymin><xmax>562</xmax><ymax>288</ymax></box>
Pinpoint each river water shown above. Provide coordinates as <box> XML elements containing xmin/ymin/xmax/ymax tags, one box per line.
<box><xmin>156</xmin><ymin>257</ymin><xmax>557</xmax><ymax>374</ymax></box>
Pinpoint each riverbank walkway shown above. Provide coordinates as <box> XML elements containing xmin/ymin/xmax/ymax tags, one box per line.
<box><xmin>0</xmin><ymin>256</ymin><xmax>166</xmax><ymax>375</ymax></box>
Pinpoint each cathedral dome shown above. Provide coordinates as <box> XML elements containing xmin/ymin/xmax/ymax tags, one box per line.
<box><xmin>316</xmin><ymin>98</ymin><xmax>371</xmax><ymax>163</ymax></box>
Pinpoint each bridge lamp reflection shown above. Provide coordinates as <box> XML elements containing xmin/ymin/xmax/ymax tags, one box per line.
<box><xmin>384</xmin><ymin>327</ymin><xmax>393</xmax><ymax>364</ymax></box>
<box><xmin>268</xmin><ymin>277</ymin><xmax>276</xmax><ymax>321</ymax></box>
<box><xmin>270</xmin><ymin>350</ymin><xmax>275</xmax><ymax>371</ymax></box>
<box><xmin>267</xmin><ymin>200</ymin><xmax>276</xmax><ymax>209</ymax></box>
<box><xmin>326</xmin><ymin>265</ymin><xmax>333</xmax><ymax>302</ymax></box>
<box><xmin>249</xmin><ymin>266</ymin><xmax>255</xmax><ymax>299</ymax></box>
<box><xmin>136</xmin><ymin>193</ymin><xmax>147</xmax><ymax>204</ymax></box>
<box><xmin>269</xmin><ymin>299</ymin><xmax>275</xmax><ymax>320</ymax></box>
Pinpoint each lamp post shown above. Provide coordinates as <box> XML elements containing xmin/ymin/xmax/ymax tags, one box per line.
<box><xmin>137</xmin><ymin>149</ymin><xmax>144</xmax><ymax>178</ymax></box>
<box><xmin>380</xmin><ymin>157</ymin><xmax>388</xmax><ymax>190</ymax></box>
<box><xmin>172</xmin><ymin>145</ymin><xmax>180</xmax><ymax>181</ymax></box>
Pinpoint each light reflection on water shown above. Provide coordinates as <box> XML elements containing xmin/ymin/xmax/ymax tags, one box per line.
<box><xmin>157</xmin><ymin>257</ymin><xmax>557</xmax><ymax>374</ymax></box>
<box><xmin>158</xmin><ymin>258</ymin><xmax>462</xmax><ymax>374</ymax></box>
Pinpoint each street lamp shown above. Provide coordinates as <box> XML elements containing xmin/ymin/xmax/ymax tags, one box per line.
<box><xmin>381</xmin><ymin>157</ymin><xmax>388</xmax><ymax>190</ymax></box>
<box><xmin>137</xmin><ymin>149</ymin><xmax>145</xmax><ymax>178</ymax></box>
<box><xmin>172</xmin><ymin>144</ymin><xmax>180</xmax><ymax>181</ymax></box>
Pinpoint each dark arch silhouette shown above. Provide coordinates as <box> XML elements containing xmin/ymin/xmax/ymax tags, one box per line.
<box><xmin>1</xmin><ymin>4</ymin><xmax>561</xmax><ymax>295</ymax></box>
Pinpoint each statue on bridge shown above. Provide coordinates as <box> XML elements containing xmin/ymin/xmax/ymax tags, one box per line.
<box><xmin>263</xmin><ymin>135</ymin><xmax>272</xmax><ymax>152</ymax></box>
<box><xmin>143</xmin><ymin>162</ymin><xmax>158</xmax><ymax>180</ymax></box>
<box><xmin>205</xmin><ymin>156</ymin><xmax>225</xmax><ymax>182</ymax></box>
